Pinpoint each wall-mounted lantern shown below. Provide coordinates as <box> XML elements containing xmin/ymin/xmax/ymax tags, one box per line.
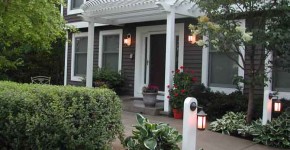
<box><xmin>188</xmin><ymin>34</ymin><xmax>196</xmax><ymax>44</ymax></box>
<box><xmin>124</xmin><ymin>34</ymin><xmax>132</xmax><ymax>46</ymax></box>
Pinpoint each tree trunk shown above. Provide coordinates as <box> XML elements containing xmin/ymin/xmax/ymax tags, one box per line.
<box><xmin>246</xmin><ymin>84</ymin><xmax>255</xmax><ymax>124</ymax></box>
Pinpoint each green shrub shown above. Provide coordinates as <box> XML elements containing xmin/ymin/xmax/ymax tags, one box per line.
<box><xmin>249</xmin><ymin>109</ymin><xmax>290</xmax><ymax>148</ymax></box>
<box><xmin>209</xmin><ymin>112</ymin><xmax>246</xmax><ymax>135</ymax></box>
<box><xmin>192</xmin><ymin>84</ymin><xmax>248</xmax><ymax>121</ymax></box>
<box><xmin>124</xmin><ymin>114</ymin><xmax>182</xmax><ymax>150</ymax></box>
<box><xmin>93</xmin><ymin>68</ymin><xmax>125</xmax><ymax>94</ymax></box>
<box><xmin>0</xmin><ymin>81</ymin><xmax>123</xmax><ymax>149</ymax></box>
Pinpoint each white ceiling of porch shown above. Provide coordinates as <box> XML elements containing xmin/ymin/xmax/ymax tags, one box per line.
<box><xmin>80</xmin><ymin>0</ymin><xmax>203</xmax><ymax>25</ymax></box>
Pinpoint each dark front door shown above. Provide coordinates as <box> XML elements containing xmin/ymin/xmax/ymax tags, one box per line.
<box><xmin>149</xmin><ymin>34</ymin><xmax>166</xmax><ymax>91</ymax></box>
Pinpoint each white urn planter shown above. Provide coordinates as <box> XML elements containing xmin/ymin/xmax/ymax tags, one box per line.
<box><xmin>142</xmin><ymin>92</ymin><xmax>158</xmax><ymax>107</ymax></box>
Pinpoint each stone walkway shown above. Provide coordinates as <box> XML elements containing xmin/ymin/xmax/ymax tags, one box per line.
<box><xmin>112</xmin><ymin>111</ymin><xmax>283</xmax><ymax>150</ymax></box>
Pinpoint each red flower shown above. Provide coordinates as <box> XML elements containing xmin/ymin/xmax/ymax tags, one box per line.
<box><xmin>191</xmin><ymin>70</ymin><xmax>195</xmax><ymax>74</ymax></box>
<box><xmin>174</xmin><ymin>84</ymin><xmax>178</xmax><ymax>88</ymax></box>
<box><xmin>192</xmin><ymin>77</ymin><xmax>197</xmax><ymax>82</ymax></box>
<box><xmin>174</xmin><ymin>93</ymin><xmax>179</xmax><ymax>97</ymax></box>
<box><xmin>180</xmin><ymin>66</ymin><xmax>184</xmax><ymax>69</ymax></box>
<box><xmin>176</xmin><ymin>69</ymin><xmax>180</xmax><ymax>73</ymax></box>
<box><xmin>181</xmin><ymin>89</ymin><xmax>186</xmax><ymax>93</ymax></box>
<box><xmin>167</xmin><ymin>96</ymin><xmax>170</xmax><ymax>99</ymax></box>
<box><xmin>167</xmin><ymin>84</ymin><xmax>170</xmax><ymax>88</ymax></box>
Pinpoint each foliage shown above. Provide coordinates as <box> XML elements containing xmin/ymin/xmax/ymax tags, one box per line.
<box><xmin>249</xmin><ymin>109</ymin><xmax>290</xmax><ymax>148</ymax></box>
<box><xmin>93</xmin><ymin>68</ymin><xmax>125</xmax><ymax>94</ymax></box>
<box><xmin>124</xmin><ymin>114</ymin><xmax>182</xmax><ymax>150</ymax></box>
<box><xmin>2</xmin><ymin>38</ymin><xmax>65</xmax><ymax>84</ymax></box>
<box><xmin>0</xmin><ymin>81</ymin><xmax>123</xmax><ymax>149</ymax></box>
<box><xmin>189</xmin><ymin>0</ymin><xmax>290</xmax><ymax>123</ymax></box>
<box><xmin>209</xmin><ymin>112</ymin><xmax>246</xmax><ymax>135</ymax></box>
<box><xmin>0</xmin><ymin>0</ymin><xmax>67</xmax><ymax>74</ymax></box>
<box><xmin>169</xmin><ymin>66</ymin><xmax>197</xmax><ymax>109</ymax></box>
<box><xmin>192</xmin><ymin>84</ymin><xmax>249</xmax><ymax>121</ymax></box>
<box><xmin>142</xmin><ymin>85</ymin><xmax>159</xmax><ymax>93</ymax></box>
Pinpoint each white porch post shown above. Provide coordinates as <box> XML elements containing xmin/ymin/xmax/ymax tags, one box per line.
<box><xmin>164</xmin><ymin>9</ymin><xmax>176</xmax><ymax>112</ymax></box>
<box><xmin>86</xmin><ymin>21</ymin><xmax>95</xmax><ymax>87</ymax></box>
<box><xmin>262</xmin><ymin>52</ymin><xmax>273</xmax><ymax>125</ymax></box>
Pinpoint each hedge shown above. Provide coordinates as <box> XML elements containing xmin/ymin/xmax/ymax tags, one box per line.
<box><xmin>0</xmin><ymin>81</ymin><xmax>123</xmax><ymax>149</ymax></box>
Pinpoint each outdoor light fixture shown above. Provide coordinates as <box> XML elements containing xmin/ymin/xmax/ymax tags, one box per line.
<box><xmin>274</xmin><ymin>99</ymin><xmax>282</xmax><ymax>112</ymax></box>
<box><xmin>190</xmin><ymin>102</ymin><xmax>207</xmax><ymax>130</ymax></box>
<box><xmin>269</xmin><ymin>93</ymin><xmax>282</xmax><ymax>112</ymax></box>
<box><xmin>197</xmin><ymin>109</ymin><xmax>207</xmax><ymax>130</ymax></box>
<box><xmin>188</xmin><ymin>34</ymin><xmax>196</xmax><ymax>44</ymax></box>
<box><xmin>124</xmin><ymin>34</ymin><xmax>132</xmax><ymax>46</ymax></box>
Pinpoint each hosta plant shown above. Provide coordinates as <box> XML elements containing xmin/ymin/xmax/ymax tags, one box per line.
<box><xmin>209</xmin><ymin>112</ymin><xmax>246</xmax><ymax>135</ymax></box>
<box><xmin>124</xmin><ymin>114</ymin><xmax>182</xmax><ymax>150</ymax></box>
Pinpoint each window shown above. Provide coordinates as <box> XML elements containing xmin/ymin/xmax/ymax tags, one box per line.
<box><xmin>71</xmin><ymin>32</ymin><xmax>88</xmax><ymax>81</ymax></box>
<box><xmin>274</xmin><ymin>69</ymin><xmax>290</xmax><ymax>91</ymax></box>
<box><xmin>67</xmin><ymin>0</ymin><xmax>85</xmax><ymax>15</ymax></box>
<box><xmin>209</xmin><ymin>49</ymin><xmax>238</xmax><ymax>87</ymax></box>
<box><xmin>99</xmin><ymin>30</ymin><xmax>123</xmax><ymax>72</ymax></box>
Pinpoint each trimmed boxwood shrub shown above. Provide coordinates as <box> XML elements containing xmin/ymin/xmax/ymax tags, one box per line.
<box><xmin>0</xmin><ymin>81</ymin><xmax>123</xmax><ymax>149</ymax></box>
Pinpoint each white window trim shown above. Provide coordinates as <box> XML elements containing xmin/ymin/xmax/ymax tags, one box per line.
<box><xmin>67</xmin><ymin>0</ymin><xmax>85</xmax><ymax>15</ymax></box>
<box><xmin>98</xmin><ymin>29</ymin><xmax>123</xmax><ymax>71</ymax></box>
<box><xmin>201</xmin><ymin>19</ymin><xmax>245</xmax><ymax>94</ymax></box>
<box><xmin>71</xmin><ymin>32</ymin><xmax>88</xmax><ymax>82</ymax></box>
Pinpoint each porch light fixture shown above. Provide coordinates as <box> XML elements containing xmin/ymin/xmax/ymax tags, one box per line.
<box><xmin>188</xmin><ymin>34</ymin><xmax>196</xmax><ymax>44</ymax></box>
<box><xmin>124</xmin><ymin>34</ymin><xmax>132</xmax><ymax>46</ymax></box>
<box><xmin>190</xmin><ymin>102</ymin><xmax>207</xmax><ymax>130</ymax></box>
<box><xmin>269</xmin><ymin>93</ymin><xmax>282</xmax><ymax>112</ymax></box>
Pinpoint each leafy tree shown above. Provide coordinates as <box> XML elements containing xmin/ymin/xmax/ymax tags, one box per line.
<box><xmin>0</xmin><ymin>0</ymin><xmax>66</xmax><ymax>76</ymax></box>
<box><xmin>190</xmin><ymin>0</ymin><xmax>290</xmax><ymax>123</ymax></box>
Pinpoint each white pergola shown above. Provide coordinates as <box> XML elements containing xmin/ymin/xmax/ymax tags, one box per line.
<box><xmin>81</xmin><ymin>0</ymin><xmax>202</xmax><ymax>112</ymax></box>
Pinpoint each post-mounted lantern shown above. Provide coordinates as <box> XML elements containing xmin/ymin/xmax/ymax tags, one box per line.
<box><xmin>188</xmin><ymin>34</ymin><xmax>196</xmax><ymax>44</ymax></box>
<box><xmin>197</xmin><ymin>109</ymin><xmax>207</xmax><ymax>130</ymax></box>
<box><xmin>269</xmin><ymin>93</ymin><xmax>282</xmax><ymax>113</ymax></box>
<box><xmin>273</xmin><ymin>99</ymin><xmax>282</xmax><ymax>112</ymax></box>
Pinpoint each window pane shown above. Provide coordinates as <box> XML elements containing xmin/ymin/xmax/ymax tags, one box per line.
<box><xmin>103</xmin><ymin>35</ymin><xmax>119</xmax><ymax>52</ymax></box>
<box><xmin>209</xmin><ymin>52</ymin><xmax>238</xmax><ymax>86</ymax></box>
<box><xmin>103</xmin><ymin>53</ymin><xmax>119</xmax><ymax>72</ymax></box>
<box><xmin>71</xmin><ymin>0</ymin><xmax>83</xmax><ymax>10</ymax></box>
<box><xmin>75</xmin><ymin>53</ymin><xmax>87</xmax><ymax>75</ymax></box>
<box><xmin>102</xmin><ymin>34</ymin><xmax>120</xmax><ymax>71</ymax></box>
<box><xmin>275</xmin><ymin>70</ymin><xmax>290</xmax><ymax>90</ymax></box>
<box><xmin>75</xmin><ymin>37</ymin><xmax>88</xmax><ymax>52</ymax></box>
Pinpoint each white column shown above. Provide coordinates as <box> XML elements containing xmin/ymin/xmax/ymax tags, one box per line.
<box><xmin>64</xmin><ymin>32</ymin><xmax>68</xmax><ymax>85</ymax></box>
<box><xmin>86</xmin><ymin>21</ymin><xmax>95</xmax><ymax>87</ymax></box>
<box><xmin>262</xmin><ymin>52</ymin><xmax>273</xmax><ymax>125</ymax></box>
<box><xmin>164</xmin><ymin>9</ymin><xmax>176</xmax><ymax>112</ymax></box>
<box><xmin>182</xmin><ymin>97</ymin><xmax>197</xmax><ymax>150</ymax></box>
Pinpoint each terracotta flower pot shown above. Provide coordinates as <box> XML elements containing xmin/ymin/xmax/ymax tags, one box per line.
<box><xmin>172</xmin><ymin>109</ymin><xmax>183</xmax><ymax>119</ymax></box>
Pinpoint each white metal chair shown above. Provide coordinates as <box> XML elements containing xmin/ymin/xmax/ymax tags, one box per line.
<box><xmin>31</xmin><ymin>76</ymin><xmax>51</xmax><ymax>84</ymax></box>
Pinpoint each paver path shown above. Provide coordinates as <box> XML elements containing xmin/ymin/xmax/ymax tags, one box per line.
<box><xmin>112</xmin><ymin>111</ymin><xmax>283</xmax><ymax>150</ymax></box>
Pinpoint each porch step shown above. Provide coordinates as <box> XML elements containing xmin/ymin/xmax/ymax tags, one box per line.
<box><xmin>121</xmin><ymin>97</ymin><xmax>164</xmax><ymax>116</ymax></box>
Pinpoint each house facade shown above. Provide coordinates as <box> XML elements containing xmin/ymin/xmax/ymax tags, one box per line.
<box><xmin>63</xmin><ymin>0</ymin><xmax>290</xmax><ymax>114</ymax></box>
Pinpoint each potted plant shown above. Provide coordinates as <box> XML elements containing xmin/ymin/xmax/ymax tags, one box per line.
<box><xmin>169</xmin><ymin>66</ymin><xmax>197</xmax><ymax>119</ymax></box>
<box><xmin>142</xmin><ymin>84</ymin><xmax>159</xmax><ymax>107</ymax></box>
<box><xmin>124</xmin><ymin>114</ymin><xmax>182</xmax><ymax>150</ymax></box>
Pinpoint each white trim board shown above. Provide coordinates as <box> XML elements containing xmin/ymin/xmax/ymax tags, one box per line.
<box><xmin>66</xmin><ymin>22</ymin><xmax>106</xmax><ymax>28</ymax></box>
<box><xmin>134</xmin><ymin>23</ymin><xmax>184</xmax><ymax>98</ymax></box>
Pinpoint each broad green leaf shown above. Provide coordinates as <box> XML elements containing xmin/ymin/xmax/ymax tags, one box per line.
<box><xmin>144</xmin><ymin>138</ymin><xmax>157</xmax><ymax>150</ymax></box>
